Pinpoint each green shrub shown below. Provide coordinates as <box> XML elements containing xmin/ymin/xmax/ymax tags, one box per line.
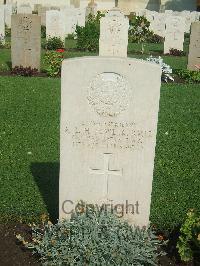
<box><xmin>175</xmin><ymin>69</ymin><xmax>200</xmax><ymax>83</ymax></box>
<box><xmin>5</xmin><ymin>25</ymin><xmax>11</xmax><ymax>37</ymax></box>
<box><xmin>41</xmin><ymin>25</ymin><xmax>46</xmax><ymax>38</ymax></box>
<box><xmin>0</xmin><ymin>41</ymin><xmax>11</xmax><ymax>49</ymax></box>
<box><xmin>129</xmin><ymin>15</ymin><xmax>153</xmax><ymax>53</ymax></box>
<box><xmin>75</xmin><ymin>12</ymin><xmax>103</xmax><ymax>52</ymax></box>
<box><xmin>177</xmin><ymin>209</ymin><xmax>200</xmax><ymax>262</ymax></box>
<box><xmin>18</xmin><ymin>207</ymin><xmax>164</xmax><ymax>265</ymax></box>
<box><xmin>148</xmin><ymin>34</ymin><xmax>164</xmax><ymax>44</ymax></box>
<box><xmin>45</xmin><ymin>36</ymin><xmax>64</xmax><ymax>50</ymax></box>
<box><xmin>44</xmin><ymin>50</ymin><xmax>64</xmax><ymax>77</ymax></box>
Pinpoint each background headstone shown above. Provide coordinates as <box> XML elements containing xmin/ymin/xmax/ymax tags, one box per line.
<box><xmin>11</xmin><ymin>14</ymin><xmax>41</xmax><ymax>70</ymax></box>
<box><xmin>99</xmin><ymin>8</ymin><xmax>129</xmax><ymax>57</ymax></box>
<box><xmin>150</xmin><ymin>13</ymin><xmax>166</xmax><ymax>38</ymax></box>
<box><xmin>0</xmin><ymin>5</ymin><xmax>5</xmax><ymax>44</ymax></box>
<box><xmin>38</xmin><ymin>6</ymin><xmax>50</xmax><ymax>26</ymax></box>
<box><xmin>188</xmin><ymin>22</ymin><xmax>200</xmax><ymax>70</ymax></box>
<box><xmin>164</xmin><ymin>16</ymin><xmax>185</xmax><ymax>54</ymax></box>
<box><xmin>61</xmin><ymin>7</ymin><xmax>78</xmax><ymax>35</ymax></box>
<box><xmin>46</xmin><ymin>10</ymin><xmax>66</xmax><ymax>41</ymax></box>
<box><xmin>85</xmin><ymin>0</ymin><xmax>97</xmax><ymax>21</ymax></box>
<box><xmin>4</xmin><ymin>4</ymin><xmax>13</xmax><ymax>28</ymax></box>
<box><xmin>60</xmin><ymin>57</ymin><xmax>161</xmax><ymax>227</ymax></box>
<box><xmin>34</xmin><ymin>4</ymin><xmax>42</xmax><ymax>13</ymax></box>
<box><xmin>17</xmin><ymin>4</ymin><xmax>32</xmax><ymax>14</ymax></box>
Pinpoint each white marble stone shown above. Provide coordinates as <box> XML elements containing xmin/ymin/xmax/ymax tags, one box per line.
<box><xmin>188</xmin><ymin>22</ymin><xmax>200</xmax><ymax>70</ymax></box>
<box><xmin>99</xmin><ymin>8</ymin><xmax>129</xmax><ymax>57</ymax></box>
<box><xmin>76</xmin><ymin>7</ymin><xmax>86</xmax><ymax>27</ymax></box>
<box><xmin>0</xmin><ymin>6</ymin><xmax>5</xmax><ymax>44</ymax></box>
<box><xmin>38</xmin><ymin>6</ymin><xmax>50</xmax><ymax>26</ymax></box>
<box><xmin>59</xmin><ymin>56</ymin><xmax>162</xmax><ymax>227</ymax></box>
<box><xmin>4</xmin><ymin>4</ymin><xmax>13</xmax><ymax>28</ymax></box>
<box><xmin>46</xmin><ymin>10</ymin><xmax>66</xmax><ymax>41</ymax></box>
<box><xmin>17</xmin><ymin>4</ymin><xmax>32</xmax><ymax>14</ymax></box>
<box><xmin>164</xmin><ymin>16</ymin><xmax>185</xmax><ymax>54</ymax></box>
<box><xmin>180</xmin><ymin>11</ymin><xmax>192</xmax><ymax>33</ymax></box>
<box><xmin>151</xmin><ymin>13</ymin><xmax>166</xmax><ymax>37</ymax></box>
<box><xmin>61</xmin><ymin>7</ymin><xmax>79</xmax><ymax>35</ymax></box>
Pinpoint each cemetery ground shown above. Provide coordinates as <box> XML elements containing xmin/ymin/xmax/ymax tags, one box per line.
<box><xmin>0</xmin><ymin>39</ymin><xmax>200</xmax><ymax>265</ymax></box>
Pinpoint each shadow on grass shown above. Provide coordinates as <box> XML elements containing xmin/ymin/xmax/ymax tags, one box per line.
<box><xmin>31</xmin><ymin>162</ymin><xmax>59</xmax><ymax>223</ymax></box>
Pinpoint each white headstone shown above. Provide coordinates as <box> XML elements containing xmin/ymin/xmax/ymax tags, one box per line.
<box><xmin>4</xmin><ymin>4</ymin><xmax>13</xmax><ymax>28</ymax></box>
<box><xmin>180</xmin><ymin>11</ymin><xmax>191</xmax><ymax>33</ymax></box>
<box><xmin>38</xmin><ymin>6</ymin><xmax>50</xmax><ymax>26</ymax></box>
<box><xmin>99</xmin><ymin>8</ymin><xmax>129</xmax><ymax>57</ymax></box>
<box><xmin>61</xmin><ymin>7</ymin><xmax>78</xmax><ymax>35</ymax></box>
<box><xmin>151</xmin><ymin>13</ymin><xmax>166</xmax><ymax>37</ymax></box>
<box><xmin>17</xmin><ymin>4</ymin><xmax>32</xmax><ymax>14</ymax></box>
<box><xmin>59</xmin><ymin>56</ymin><xmax>162</xmax><ymax>227</ymax></box>
<box><xmin>188</xmin><ymin>22</ymin><xmax>200</xmax><ymax>70</ymax></box>
<box><xmin>46</xmin><ymin>10</ymin><xmax>66</xmax><ymax>42</ymax></box>
<box><xmin>0</xmin><ymin>6</ymin><xmax>5</xmax><ymax>44</ymax></box>
<box><xmin>76</xmin><ymin>7</ymin><xmax>86</xmax><ymax>27</ymax></box>
<box><xmin>165</xmin><ymin>10</ymin><xmax>173</xmax><ymax>15</ymax></box>
<box><xmin>164</xmin><ymin>16</ymin><xmax>185</xmax><ymax>54</ymax></box>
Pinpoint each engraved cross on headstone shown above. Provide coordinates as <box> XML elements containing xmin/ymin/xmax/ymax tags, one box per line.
<box><xmin>115</xmin><ymin>0</ymin><xmax>119</xmax><ymax>8</ymax></box>
<box><xmin>89</xmin><ymin>153</ymin><xmax>122</xmax><ymax>199</ymax></box>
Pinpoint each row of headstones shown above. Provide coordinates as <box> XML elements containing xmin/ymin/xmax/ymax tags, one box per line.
<box><xmin>10</xmin><ymin>9</ymin><xmax>200</xmax><ymax>72</ymax></box>
<box><xmin>138</xmin><ymin>10</ymin><xmax>200</xmax><ymax>55</ymax></box>
<box><xmin>139</xmin><ymin>9</ymin><xmax>200</xmax><ymax>35</ymax></box>
<box><xmin>0</xmin><ymin>1</ymin><xmax>98</xmax><ymax>43</ymax></box>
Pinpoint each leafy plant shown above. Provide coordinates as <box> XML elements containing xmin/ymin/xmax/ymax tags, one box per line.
<box><xmin>129</xmin><ymin>15</ymin><xmax>153</xmax><ymax>53</ymax></box>
<box><xmin>43</xmin><ymin>50</ymin><xmax>64</xmax><ymax>77</ymax></box>
<box><xmin>5</xmin><ymin>25</ymin><xmax>11</xmax><ymax>37</ymax></box>
<box><xmin>41</xmin><ymin>25</ymin><xmax>46</xmax><ymax>38</ymax></box>
<box><xmin>146</xmin><ymin>56</ymin><xmax>174</xmax><ymax>82</ymax></box>
<box><xmin>11</xmin><ymin>66</ymin><xmax>38</xmax><ymax>76</ymax></box>
<box><xmin>175</xmin><ymin>69</ymin><xmax>200</xmax><ymax>83</ymax></box>
<box><xmin>45</xmin><ymin>36</ymin><xmax>64</xmax><ymax>50</ymax></box>
<box><xmin>0</xmin><ymin>33</ymin><xmax>5</xmax><ymax>46</ymax></box>
<box><xmin>0</xmin><ymin>41</ymin><xmax>11</xmax><ymax>49</ymax></box>
<box><xmin>17</xmin><ymin>207</ymin><xmax>164</xmax><ymax>265</ymax></box>
<box><xmin>177</xmin><ymin>209</ymin><xmax>200</xmax><ymax>262</ymax></box>
<box><xmin>148</xmin><ymin>34</ymin><xmax>164</xmax><ymax>44</ymax></box>
<box><xmin>169</xmin><ymin>48</ymin><xmax>186</xmax><ymax>56</ymax></box>
<box><xmin>75</xmin><ymin>12</ymin><xmax>103</xmax><ymax>52</ymax></box>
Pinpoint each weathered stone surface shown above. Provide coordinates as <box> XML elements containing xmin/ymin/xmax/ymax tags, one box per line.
<box><xmin>59</xmin><ymin>56</ymin><xmax>161</xmax><ymax>227</ymax></box>
<box><xmin>46</xmin><ymin>10</ymin><xmax>66</xmax><ymax>41</ymax></box>
<box><xmin>11</xmin><ymin>14</ymin><xmax>41</xmax><ymax>70</ymax></box>
<box><xmin>164</xmin><ymin>16</ymin><xmax>185</xmax><ymax>54</ymax></box>
<box><xmin>188</xmin><ymin>22</ymin><xmax>200</xmax><ymax>70</ymax></box>
<box><xmin>17</xmin><ymin>4</ymin><xmax>32</xmax><ymax>14</ymax></box>
<box><xmin>4</xmin><ymin>4</ymin><xmax>13</xmax><ymax>28</ymax></box>
<box><xmin>38</xmin><ymin>6</ymin><xmax>50</xmax><ymax>26</ymax></box>
<box><xmin>99</xmin><ymin>8</ymin><xmax>129</xmax><ymax>57</ymax></box>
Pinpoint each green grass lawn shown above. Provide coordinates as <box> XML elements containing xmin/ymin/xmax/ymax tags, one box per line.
<box><xmin>0</xmin><ymin>76</ymin><xmax>199</xmax><ymax>230</ymax></box>
<box><xmin>0</xmin><ymin>38</ymin><xmax>189</xmax><ymax>72</ymax></box>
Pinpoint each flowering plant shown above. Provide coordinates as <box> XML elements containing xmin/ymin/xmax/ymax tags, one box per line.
<box><xmin>44</xmin><ymin>50</ymin><xmax>64</xmax><ymax>77</ymax></box>
<box><xmin>146</xmin><ymin>56</ymin><xmax>174</xmax><ymax>82</ymax></box>
<box><xmin>0</xmin><ymin>34</ymin><xmax>5</xmax><ymax>45</ymax></box>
